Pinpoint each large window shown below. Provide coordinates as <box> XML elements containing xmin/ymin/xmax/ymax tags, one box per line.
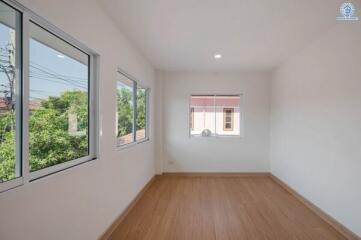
<box><xmin>0</xmin><ymin>1</ymin><xmax>21</xmax><ymax>184</ymax></box>
<box><xmin>0</xmin><ymin>0</ymin><xmax>97</xmax><ymax>192</ymax></box>
<box><xmin>117</xmin><ymin>70</ymin><xmax>149</xmax><ymax>147</ymax></box>
<box><xmin>190</xmin><ymin>95</ymin><xmax>241</xmax><ymax>137</ymax></box>
<box><xmin>28</xmin><ymin>22</ymin><xmax>91</xmax><ymax>175</ymax></box>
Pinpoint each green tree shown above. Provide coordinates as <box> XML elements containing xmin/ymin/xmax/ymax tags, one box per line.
<box><xmin>29</xmin><ymin>91</ymin><xmax>88</xmax><ymax>171</ymax></box>
<box><xmin>117</xmin><ymin>87</ymin><xmax>146</xmax><ymax>138</ymax></box>
<box><xmin>136</xmin><ymin>89</ymin><xmax>146</xmax><ymax>131</ymax></box>
<box><xmin>0</xmin><ymin>87</ymin><xmax>145</xmax><ymax>182</ymax></box>
<box><xmin>0</xmin><ymin>124</ymin><xmax>16</xmax><ymax>181</ymax></box>
<box><xmin>117</xmin><ymin>87</ymin><xmax>133</xmax><ymax>137</ymax></box>
<box><xmin>0</xmin><ymin>90</ymin><xmax>88</xmax><ymax>181</ymax></box>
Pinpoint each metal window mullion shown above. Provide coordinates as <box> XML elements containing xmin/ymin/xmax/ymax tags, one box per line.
<box><xmin>145</xmin><ymin>88</ymin><xmax>150</xmax><ymax>140</ymax></box>
<box><xmin>22</xmin><ymin>12</ymin><xmax>30</xmax><ymax>184</ymax></box>
<box><xmin>189</xmin><ymin>95</ymin><xmax>191</xmax><ymax>137</ymax></box>
<box><xmin>133</xmin><ymin>81</ymin><xmax>137</xmax><ymax>142</ymax></box>
<box><xmin>88</xmin><ymin>55</ymin><xmax>97</xmax><ymax>159</ymax></box>
<box><xmin>148</xmin><ymin>88</ymin><xmax>150</xmax><ymax>140</ymax></box>
<box><xmin>214</xmin><ymin>94</ymin><xmax>217</xmax><ymax>137</ymax></box>
<box><xmin>239</xmin><ymin>94</ymin><xmax>244</xmax><ymax>138</ymax></box>
<box><xmin>14</xmin><ymin>8</ymin><xmax>22</xmax><ymax>178</ymax></box>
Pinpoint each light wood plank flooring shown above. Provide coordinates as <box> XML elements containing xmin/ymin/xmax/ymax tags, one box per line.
<box><xmin>108</xmin><ymin>175</ymin><xmax>346</xmax><ymax>240</ymax></box>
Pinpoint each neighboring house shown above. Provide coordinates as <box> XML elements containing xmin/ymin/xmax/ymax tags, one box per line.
<box><xmin>117</xmin><ymin>129</ymin><xmax>146</xmax><ymax>145</ymax></box>
<box><xmin>0</xmin><ymin>97</ymin><xmax>42</xmax><ymax>113</ymax></box>
<box><xmin>0</xmin><ymin>97</ymin><xmax>8</xmax><ymax>114</ymax></box>
<box><xmin>29</xmin><ymin>98</ymin><xmax>42</xmax><ymax>111</ymax></box>
<box><xmin>190</xmin><ymin>95</ymin><xmax>240</xmax><ymax>136</ymax></box>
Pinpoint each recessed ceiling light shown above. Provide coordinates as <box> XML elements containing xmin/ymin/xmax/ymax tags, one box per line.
<box><xmin>214</xmin><ymin>54</ymin><xmax>222</xmax><ymax>59</ymax></box>
<box><xmin>57</xmin><ymin>54</ymin><xmax>65</xmax><ymax>59</ymax></box>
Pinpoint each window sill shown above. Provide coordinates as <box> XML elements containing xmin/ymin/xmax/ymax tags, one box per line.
<box><xmin>0</xmin><ymin>157</ymin><xmax>97</xmax><ymax>194</ymax></box>
<box><xmin>29</xmin><ymin>156</ymin><xmax>97</xmax><ymax>181</ymax></box>
<box><xmin>0</xmin><ymin>177</ymin><xmax>23</xmax><ymax>194</ymax></box>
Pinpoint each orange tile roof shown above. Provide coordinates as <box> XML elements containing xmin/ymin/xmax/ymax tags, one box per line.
<box><xmin>117</xmin><ymin>129</ymin><xmax>146</xmax><ymax>145</ymax></box>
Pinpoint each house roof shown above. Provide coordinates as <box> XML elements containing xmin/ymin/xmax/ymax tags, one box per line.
<box><xmin>117</xmin><ymin>129</ymin><xmax>146</xmax><ymax>146</ymax></box>
<box><xmin>0</xmin><ymin>97</ymin><xmax>9</xmax><ymax>110</ymax></box>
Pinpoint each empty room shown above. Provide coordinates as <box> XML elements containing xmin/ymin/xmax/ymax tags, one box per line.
<box><xmin>0</xmin><ymin>0</ymin><xmax>360</xmax><ymax>239</ymax></box>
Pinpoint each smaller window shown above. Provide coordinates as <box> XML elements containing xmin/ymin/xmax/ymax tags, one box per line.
<box><xmin>223</xmin><ymin>108</ymin><xmax>234</xmax><ymax>131</ymax></box>
<box><xmin>117</xmin><ymin>71</ymin><xmax>149</xmax><ymax>147</ymax></box>
<box><xmin>190</xmin><ymin>95</ymin><xmax>241</xmax><ymax>137</ymax></box>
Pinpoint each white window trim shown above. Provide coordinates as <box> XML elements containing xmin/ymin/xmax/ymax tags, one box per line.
<box><xmin>116</xmin><ymin>68</ymin><xmax>150</xmax><ymax>150</ymax></box>
<box><xmin>189</xmin><ymin>93</ymin><xmax>244</xmax><ymax>139</ymax></box>
<box><xmin>0</xmin><ymin>0</ymin><xmax>99</xmax><ymax>193</ymax></box>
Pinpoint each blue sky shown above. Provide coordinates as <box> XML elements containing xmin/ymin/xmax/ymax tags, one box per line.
<box><xmin>0</xmin><ymin>23</ymin><xmax>88</xmax><ymax>101</ymax></box>
<box><xmin>29</xmin><ymin>38</ymin><xmax>88</xmax><ymax>100</ymax></box>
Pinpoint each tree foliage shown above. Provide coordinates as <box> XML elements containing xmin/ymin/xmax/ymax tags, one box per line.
<box><xmin>0</xmin><ymin>87</ymin><xmax>147</xmax><ymax>182</ymax></box>
<box><xmin>117</xmin><ymin>88</ymin><xmax>133</xmax><ymax>137</ymax></box>
<box><xmin>117</xmin><ymin>87</ymin><xmax>146</xmax><ymax>137</ymax></box>
<box><xmin>0</xmin><ymin>91</ymin><xmax>88</xmax><ymax>182</ymax></box>
<box><xmin>0</xmin><ymin>119</ymin><xmax>16</xmax><ymax>181</ymax></box>
<box><xmin>136</xmin><ymin>89</ymin><xmax>146</xmax><ymax>131</ymax></box>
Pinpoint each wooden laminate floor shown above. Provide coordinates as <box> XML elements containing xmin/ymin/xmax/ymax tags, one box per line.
<box><xmin>108</xmin><ymin>175</ymin><xmax>346</xmax><ymax>240</ymax></box>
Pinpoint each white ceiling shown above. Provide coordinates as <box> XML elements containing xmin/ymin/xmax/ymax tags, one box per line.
<box><xmin>100</xmin><ymin>0</ymin><xmax>346</xmax><ymax>71</ymax></box>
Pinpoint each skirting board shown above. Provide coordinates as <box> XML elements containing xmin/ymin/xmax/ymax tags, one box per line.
<box><xmin>99</xmin><ymin>174</ymin><xmax>159</xmax><ymax>240</ymax></box>
<box><xmin>270</xmin><ymin>174</ymin><xmax>360</xmax><ymax>240</ymax></box>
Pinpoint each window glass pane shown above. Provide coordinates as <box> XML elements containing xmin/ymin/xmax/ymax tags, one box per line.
<box><xmin>29</xmin><ymin>22</ymin><xmax>89</xmax><ymax>172</ymax></box>
<box><xmin>190</xmin><ymin>95</ymin><xmax>215</xmax><ymax>136</ymax></box>
<box><xmin>0</xmin><ymin>2</ymin><xmax>21</xmax><ymax>182</ymax></box>
<box><xmin>136</xmin><ymin>87</ymin><xmax>147</xmax><ymax>141</ymax></box>
<box><xmin>117</xmin><ymin>75</ymin><xmax>134</xmax><ymax>146</ymax></box>
<box><xmin>216</xmin><ymin>96</ymin><xmax>240</xmax><ymax>135</ymax></box>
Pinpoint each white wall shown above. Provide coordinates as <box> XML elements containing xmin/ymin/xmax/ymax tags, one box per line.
<box><xmin>270</xmin><ymin>22</ymin><xmax>361</xmax><ymax>236</ymax></box>
<box><xmin>0</xmin><ymin>0</ymin><xmax>156</xmax><ymax>239</ymax></box>
<box><xmin>154</xmin><ymin>70</ymin><xmax>165</xmax><ymax>174</ymax></box>
<box><xmin>1</xmin><ymin>1</ymin><xmax>359</xmax><ymax>239</ymax></box>
<box><xmin>159</xmin><ymin>71</ymin><xmax>271</xmax><ymax>172</ymax></box>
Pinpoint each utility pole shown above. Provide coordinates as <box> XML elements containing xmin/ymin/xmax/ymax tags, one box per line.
<box><xmin>0</xmin><ymin>28</ymin><xmax>16</xmax><ymax>111</ymax></box>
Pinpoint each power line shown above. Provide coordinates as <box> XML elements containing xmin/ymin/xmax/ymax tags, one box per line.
<box><xmin>31</xmin><ymin>62</ymin><xmax>87</xmax><ymax>82</ymax></box>
<box><xmin>29</xmin><ymin>64</ymin><xmax>87</xmax><ymax>89</ymax></box>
